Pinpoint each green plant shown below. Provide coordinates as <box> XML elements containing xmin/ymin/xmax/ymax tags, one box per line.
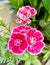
<box><xmin>0</xmin><ymin>0</ymin><xmax>50</xmax><ymax>65</ymax></box>
<box><xmin>0</xmin><ymin>18</ymin><xmax>42</xmax><ymax>65</ymax></box>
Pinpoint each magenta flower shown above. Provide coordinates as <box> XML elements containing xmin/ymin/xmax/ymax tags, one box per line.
<box><xmin>16</xmin><ymin>19</ymin><xmax>22</xmax><ymax>23</ymax></box>
<box><xmin>27</xmin><ymin>29</ymin><xmax>45</xmax><ymax>55</ymax></box>
<box><xmin>12</xmin><ymin>25</ymin><xmax>32</xmax><ymax>35</ymax></box>
<box><xmin>16</xmin><ymin>19</ymin><xmax>31</xmax><ymax>25</ymax></box>
<box><xmin>8</xmin><ymin>33</ymin><xmax>28</xmax><ymax>55</ymax></box>
<box><xmin>17</xmin><ymin>6</ymin><xmax>31</xmax><ymax>20</ymax></box>
<box><xmin>25</xmin><ymin>6</ymin><xmax>37</xmax><ymax>16</ymax></box>
<box><xmin>16</xmin><ymin>6</ymin><xmax>37</xmax><ymax>24</ymax></box>
<box><xmin>8</xmin><ymin>25</ymin><xmax>45</xmax><ymax>55</ymax></box>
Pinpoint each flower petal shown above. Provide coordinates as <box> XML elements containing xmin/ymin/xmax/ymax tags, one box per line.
<box><xmin>16</xmin><ymin>19</ymin><xmax>22</xmax><ymax>23</ymax></box>
<box><xmin>27</xmin><ymin>41</ymin><xmax>45</xmax><ymax>55</ymax></box>
<box><xmin>35</xmin><ymin>31</ymin><xmax>44</xmax><ymax>41</ymax></box>
<box><xmin>12</xmin><ymin>25</ymin><xmax>32</xmax><ymax>35</ymax></box>
<box><xmin>8</xmin><ymin>39</ymin><xmax>14</xmax><ymax>50</ymax></box>
<box><xmin>27</xmin><ymin>28</ymin><xmax>45</xmax><ymax>55</ymax></box>
<box><xmin>11</xmin><ymin>46</ymin><xmax>23</xmax><ymax>54</ymax></box>
<box><xmin>8</xmin><ymin>33</ymin><xmax>28</xmax><ymax>55</ymax></box>
<box><xmin>30</xmin><ymin>8</ymin><xmax>37</xmax><ymax>16</ymax></box>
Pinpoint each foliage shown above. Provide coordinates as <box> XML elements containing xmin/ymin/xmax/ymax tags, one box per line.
<box><xmin>42</xmin><ymin>0</ymin><xmax>50</xmax><ymax>14</ymax></box>
<box><xmin>0</xmin><ymin>0</ymin><xmax>50</xmax><ymax>65</ymax></box>
<box><xmin>8</xmin><ymin>0</ymin><xmax>24</xmax><ymax>10</ymax></box>
<box><xmin>0</xmin><ymin>18</ymin><xmax>41</xmax><ymax>65</ymax></box>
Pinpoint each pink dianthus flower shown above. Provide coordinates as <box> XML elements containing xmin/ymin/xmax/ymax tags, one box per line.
<box><xmin>8</xmin><ymin>25</ymin><xmax>45</xmax><ymax>55</ymax></box>
<box><xmin>8</xmin><ymin>33</ymin><xmax>28</xmax><ymax>55</ymax></box>
<box><xmin>16</xmin><ymin>6</ymin><xmax>37</xmax><ymax>24</ymax></box>
<box><xmin>27</xmin><ymin>29</ymin><xmax>45</xmax><ymax>55</ymax></box>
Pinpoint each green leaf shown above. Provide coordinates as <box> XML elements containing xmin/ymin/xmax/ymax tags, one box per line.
<box><xmin>0</xmin><ymin>56</ymin><xmax>6</xmax><ymax>63</ymax></box>
<box><xmin>39</xmin><ymin>20</ymin><xmax>46</xmax><ymax>28</ymax></box>
<box><xmin>0</xmin><ymin>35</ymin><xmax>4</xmax><ymax>41</ymax></box>
<box><xmin>48</xmin><ymin>16</ymin><xmax>50</xmax><ymax>21</ymax></box>
<box><xmin>29</xmin><ymin>0</ymin><xmax>42</xmax><ymax>9</ymax></box>
<box><xmin>25</xmin><ymin>60</ymin><xmax>31</xmax><ymax>65</ymax></box>
<box><xmin>0</xmin><ymin>35</ymin><xmax>7</xmax><ymax>46</ymax></box>
<box><xmin>0</xmin><ymin>56</ymin><xmax>4</xmax><ymax>63</ymax></box>
<box><xmin>42</xmin><ymin>49</ymin><xmax>48</xmax><ymax>54</ymax></box>
<box><xmin>43</xmin><ymin>51</ymin><xmax>50</xmax><ymax>62</ymax></box>
<box><xmin>7</xmin><ymin>58</ymin><xmax>14</xmax><ymax>63</ymax></box>
<box><xmin>7</xmin><ymin>62</ymin><xmax>15</xmax><ymax>65</ymax></box>
<box><xmin>1</xmin><ymin>46</ymin><xmax>7</xmax><ymax>54</ymax></box>
<box><xmin>44</xmin><ymin>10</ymin><xmax>49</xmax><ymax>22</ymax></box>
<box><xmin>9</xmin><ymin>0</ymin><xmax>23</xmax><ymax>10</ymax></box>
<box><xmin>32</xmin><ymin>59</ymin><xmax>41</xmax><ymax>65</ymax></box>
<box><xmin>0</xmin><ymin>17</ymin><xmax>10</xmax><ymax>33</ymax></box>
<box><xmin>36</xmin><ymin>0</ymin><xmax>42</xmax><ymax>9</ymax></box>
<box><xmin>7</xmin><ymin>54</ymin><xmax>15</xmax><ymax>65</ymax></box>
<box><xmin>29</xmin><ymin>0</ymin><xmax>37</xmax><ymax>8</ymax></box>
<box><xmin>22</xmin><ymin>52</ymin><xmax>29</xmax><ymax>60</ymax></box>
<box><xmin>30</xmin><ymin>55</ymin><xmax>37</xmax><ymax>60</ymax></box>
<box><xmin>0</xmin><ymin>17</ymin><xmax>6</xmax><ymax>27</ymax></box>
<box><xmin>15</xmin><ymin>55</ymin><xmax>23</xmax><ymax>60</ymax></box>
<box><xmin>42</xmin><ymin>22</ymin><xmax>50</xmax><ymax>40</ymax></box>
<box><xmin>2</xmin><ymin>55</ymin><xmax>6</xmax><ymax>63</ymax></box>
<box><xmin>15</xmin><ymin>52</ymin><xmax>29</xmax><ymax>61</ymax></box>
<box><xmin>42</xmin><ymin>0</ymin><xmax>50</xmax><ymax>14</ymax></box>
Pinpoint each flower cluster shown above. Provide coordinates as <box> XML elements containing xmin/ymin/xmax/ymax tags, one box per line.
<box><xmin>16</xmin><ymin>6</ymin><xmax>37</xmax><ymax>25</ymax></box>
<box><xmin>8</xmin><ymin>6</ymin><xmax>45</xmax><ymax>55</ymax></box>
<box><xmin>8</xmin><ymin>25</ymin><xmax>45</xmax><ymax>55</ymax></box>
